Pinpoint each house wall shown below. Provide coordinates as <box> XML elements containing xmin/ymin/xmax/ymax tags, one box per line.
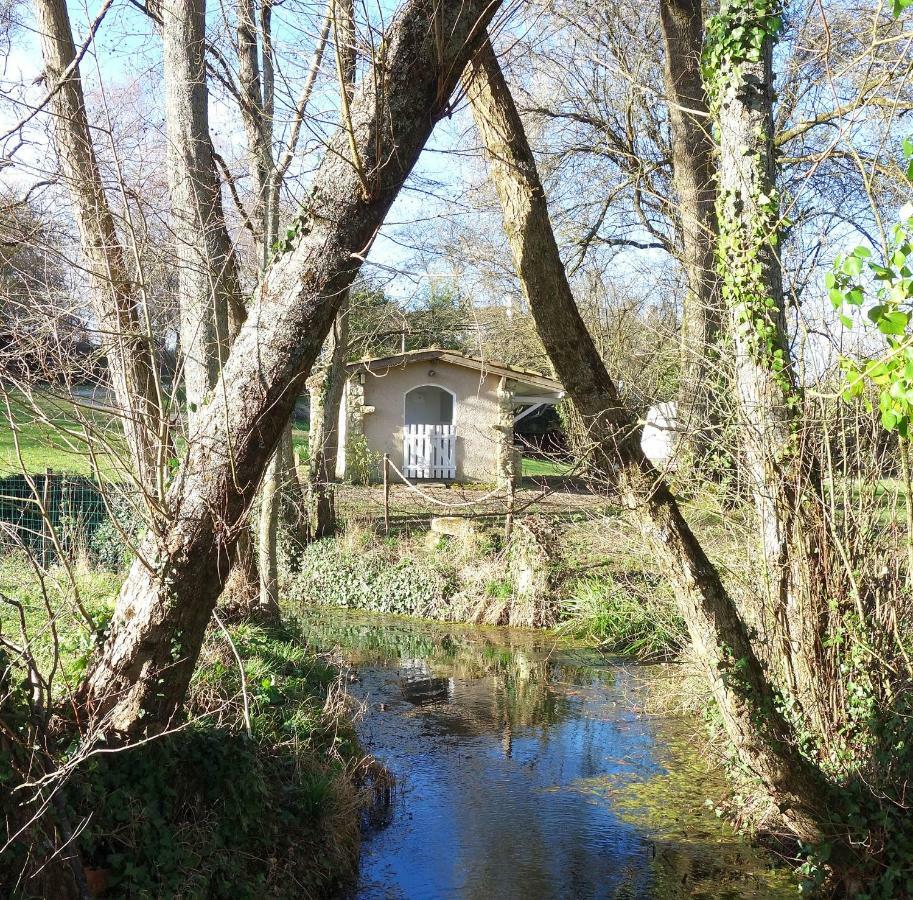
<box><xmin>358</xmin><ymin>360</ymin><xmax>503</xmax><ymax>481</ymax></box>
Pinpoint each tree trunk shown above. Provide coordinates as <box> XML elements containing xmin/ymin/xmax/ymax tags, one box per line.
<box><xmin>304</xmin><ymin>0</ymin><xmax>358</xmax><ymax>538</ymax></box>
<box><xmin>463</xmin><ymin>37</ymin><xmax>833</xmax><ymax>846</ymax></box>
<box><xmin>162</xmin><ymin>0</ymin><xmax>264</xmax><ymax>607</ymax></box>
<box><xmin>659</xmin><ymin>0</ymin><xmax>722</xmax><ymax>472</ymax></box>
<box><xmin>307</xmin><ymin>307</ymin><xmax>349</xmax><ymax>536</ymax></box>
<box><xmin>237</xmin><ymin>0</ymin><xmax>271</xmax><ymax>259</ymax></box>
<box><xmin>77</xmin><ymin>0</ymin><xmax>502</xmax><ymax>738</ymax></box>
<box><xmin>246</xmin><ymin>0</ymin><xmax>310</xmax><ymax>597</ymax></box>
<box><xmin>35</xmin><ymin>0</ymin><xmax>167</xmax><ymax>493</ymax></box>
<box><xmin>706</xmin><ymin>0</ymin><xmax>827</xmax><ymax>723</ymax></box>
<box><xmin>257</xmin><ymin>445</ymin><xmax>282</xmax><ymax>616</ymax></box>
<box><xmin>163</xmin><ymin>0</ymin><xmax>237</xmax><ymax>442</ymax></box>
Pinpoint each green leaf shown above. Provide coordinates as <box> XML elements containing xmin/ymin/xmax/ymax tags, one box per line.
<box><xmin>843</xmin><ymin>255</ymin><xmax>864</xmax><ymax>276</ymax></box>
<box><xmin>878</xmin><ymin>310</ymin><xmax>910</xmax><ymax>335</ymax></box>
<box><xmin>870</xmin><ymin>263</ymin><xmax>893</xmax><ymax>280</ymax></box>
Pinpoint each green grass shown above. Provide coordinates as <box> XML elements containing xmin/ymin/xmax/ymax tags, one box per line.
<box><xmin>0</xmin><ymin>391</ymin><xmax>110</xmax><ymax>475</ymax></box>
<box><xmin>0</xmin><ymin>556</ymin><xmax>363</xmax><ymax>898</ymax></box>
<box><xmin>521</xmin><ymin>455</ymin><xmax>572</xmax><ymax>476</ymax></box>
<box><xmin>292</xmin><ymin>429</ymin><xmax>309</xmax><ymax>463</ymax></box>
<box><xmin>1</xmin><ymin>388</ymin><xmax>312</xmax><ymax>476</ymax></box>
<box><xmin>559</xmin><ymin>573</ymin><xmax>686</xmax><ymax>660</ymax></box>
<box><xmin>0</xmin><ymin>553</ymin><xmax>119</xmax><ymax>691</ymax></box>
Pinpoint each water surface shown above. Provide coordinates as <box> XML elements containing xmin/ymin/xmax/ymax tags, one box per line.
<box><xmin>296</xmin><ymin>608</ymin><xmax>795</xmax><ymax>900</ymax></box>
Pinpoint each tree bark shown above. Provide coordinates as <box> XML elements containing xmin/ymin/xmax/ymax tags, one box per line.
<box><xmin>659</xmin><ymin>0</ymin><xmax>722</xmax><ymax>470</ymax></box>
<box><xmin>163</xmin><ymin>0</ymin><xmax>238</xmax><ymax>442</ymax></box>
<box><xmin>463</xmin><ymin>37</ymin><xmax>833</xmax><ymax>846</ymax></box>
<box><xmin>237</xmin><ymin>0</ymin><xmax>271</xmax><ymax>260</ymax></box>
<box><xmin>305</xmin><ymin>0</ymin><xmax>357</xmax><ymax>537</ymax></box>
<box><xmin>241</xmin><ymin>0</ymin><xmax>310</xmax><ymax>603</ymax></box>
<box><xmin>162</xmin><ymin>0</ymin><xmax>265</xmax><ymax>607</ymax></box>
<box><xmin>35</xmin><ymin>0</ymin><xmax>167</xmax><ymax>493</ymax></box>
<box><xmin>708</xmin><ymin>1</ymin><xmax>827</xmax><ymax>723</ymax></box>
<box><xmin>78</xmin><ymin>0</ymin><xmax>502</xmax><ymax>738</ymax></box>
<box><xmin>307</xmin><ymin>307</ymin><xmax>349</xmax><ymax>536</ymax></box>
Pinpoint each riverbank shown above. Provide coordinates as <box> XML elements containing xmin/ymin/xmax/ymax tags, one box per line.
<box><xmin>286</xmin><ymin>512</ymin><xmax>690</xmax><ymax>658</ymax></box>
<box><xmin>0</xmin><ymin>557</ymin><xmax>367</xmax><ymax>898</ymax></box>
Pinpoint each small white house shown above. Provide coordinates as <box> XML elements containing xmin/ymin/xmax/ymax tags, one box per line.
<box><xmin>335</xmin><ymin>350</ymin><xmax>565</xmax><ymax>482</ymax></box>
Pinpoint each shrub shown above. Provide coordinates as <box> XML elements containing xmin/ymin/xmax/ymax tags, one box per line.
<box><xmin>89</xmin><ymin>495</ymin><xmax>144</xmax><ymax>570</ymax></box>
<box><xmin>0</xmin><ymin>607</ymin><xmax>363</xmax><ymax>900</ymax></box>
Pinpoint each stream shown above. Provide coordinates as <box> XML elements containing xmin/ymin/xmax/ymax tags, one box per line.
<box><xmin>296</xmin><ymin>608</ymin><xmax>797</xmax><ymax>900</ymax></box>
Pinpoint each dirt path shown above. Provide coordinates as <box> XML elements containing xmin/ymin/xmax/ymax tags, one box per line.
<box><xmin>335</xmin><ymin>476</ymin><xmax>615</xmax><ymax>527</ymax></box>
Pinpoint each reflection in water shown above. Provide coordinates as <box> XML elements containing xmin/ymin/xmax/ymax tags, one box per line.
<box><xmin>296</xmin><ymin>608</ymin><xmax>795</xmax><ymax>900</ymax></box>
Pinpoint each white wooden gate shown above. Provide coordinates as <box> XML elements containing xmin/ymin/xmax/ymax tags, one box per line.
<box><xmin>403</xmin><ymin>424</ymin><xmax>456</xmax><ymax>479</ymax></box>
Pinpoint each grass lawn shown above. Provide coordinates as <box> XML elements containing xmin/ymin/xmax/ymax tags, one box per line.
<box><xmin>1</xmin><ymin>387</ymin><xmax>312</xmax><ymax>476</ymax></box>
<box><xmin>0</xmin><ymin>390</ymin><xmax>113</xmax><ymax>475</ymax></box>
<box><xmin>522</xmin><ymin>455</ymin><xmax>573</xmax><ymax>476</ymax></box>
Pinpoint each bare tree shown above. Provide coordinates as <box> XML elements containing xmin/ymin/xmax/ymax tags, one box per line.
<box><xmin>463</xmin><ymin>35</ymin><xmax>834</xmax><ymax>849</ymax></box>
<box><xmin>34</xmin><ymin>0</ymin><xmax>169</xmax><ymax>494</ymax></box>
<box><xmin>76</xmin><ymin>0</ymin><xmax>503</xmax><ymax>738</ymax></box>
<box><xmin>306</xmin><ymin>0</ymin><xmax>356</xmax><ymax>538</ymax></box>
<box><xmin>659</xmin><ymin>0</ymin><xmax>721</xmax><ymax>468</ymax></box>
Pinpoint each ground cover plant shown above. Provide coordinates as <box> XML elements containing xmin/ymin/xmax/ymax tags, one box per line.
<box><xmin>0</xmin><ymin>557</ymin><xmax>365</xmax><ymax>898</ymax></box>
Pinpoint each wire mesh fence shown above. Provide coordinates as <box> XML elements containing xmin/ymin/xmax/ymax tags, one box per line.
<box><xmin>0</xmin><ymin>469</ymin><xmax>115</xmax><ymax>564</ymax></box>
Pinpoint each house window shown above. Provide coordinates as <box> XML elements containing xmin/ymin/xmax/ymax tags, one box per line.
<box><xmin>404</xmin><ymin>385</ymin><xmax>454</xmax><ymax>427</ymax></box>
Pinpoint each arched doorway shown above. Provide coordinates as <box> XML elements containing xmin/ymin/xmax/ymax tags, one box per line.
<box><xmin>403</xmin><ymin>385</ymin><xmax>456</xmax><ymax>478</ymax></box>
<box><xmin>404</xmin><ymin>384</ymin><xmax>454</xmax><ymax>427</ymax></box>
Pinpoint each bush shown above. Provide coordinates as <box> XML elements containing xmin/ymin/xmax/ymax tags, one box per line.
<box><xmin>0</xmin><ymin>613</ymin><xmax>363</xmax><ymax>900</ymax></box>
<box><xmin>89</xmin><ymin>495</ymin><xmax>144</xmax><ymax>570</ymax></box>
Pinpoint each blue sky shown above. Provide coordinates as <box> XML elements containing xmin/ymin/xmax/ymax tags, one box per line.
<box><xmin>1</xmin><ymin>0</ymin><xmax>493</xmax><ymax>302</ymax></box>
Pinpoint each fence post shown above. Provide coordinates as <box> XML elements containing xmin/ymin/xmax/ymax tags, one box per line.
<box><xmin>41</xmin><ymin>467</ymin><xmax>52</xmax><ymax>567</ymax></box>
<box><xmin>383</xmin><ymin>453</ymin><xmax>390</xmax><ymax>536</ymax></box>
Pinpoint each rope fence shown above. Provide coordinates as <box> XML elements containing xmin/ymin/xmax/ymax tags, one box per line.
<box><xmin>381</xmin><ymin>453</ymin><xmax>522</xmax><ymax>539</ymax></box>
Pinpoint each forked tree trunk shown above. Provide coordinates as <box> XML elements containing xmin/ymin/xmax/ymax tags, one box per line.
<box><xmin>707</xmin><ymin>0</ymin><xmax>827</xmax><ymax>725</ymax></box>
<box><xmin>463</xmin><ymin>37</ymin><xmax>834</xmax><ymax>847</ymax></box>
<box><xmin>659</xmin><ymin>0</ymin><xmax>722</xmax><ymax>471</ymax></box>
<box><xmin>77</xmin><ymin>0</ymin><xmax>502</xmax><ymax>738</ymax></box>
<box><xmin>35</xmin><ymin>0</ymin><xmax>167</xmax><ymax>493</ymax></box>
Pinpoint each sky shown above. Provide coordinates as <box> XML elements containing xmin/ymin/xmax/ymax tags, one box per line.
<box><xmin>0</xmin><ymin>0</ymin><xmax>497</xmax><ymax>305</ymax></box>
<box><xmin>4</xmin><ymin>0</ymin><xmax>910</xmax><ymax>379</ymax></box>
